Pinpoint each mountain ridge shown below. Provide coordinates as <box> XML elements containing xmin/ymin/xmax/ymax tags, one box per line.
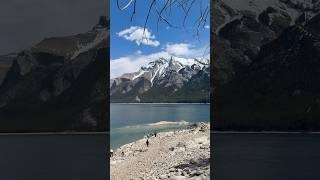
<box><xmin>213</xmin><ymin>0</ymin><xmax>320</xmax><ymax>130</ymax></box>
<box><xmin>110</xmin><ymin>56</ymin><xmax>210</xmax><ymax>103</ymax></box>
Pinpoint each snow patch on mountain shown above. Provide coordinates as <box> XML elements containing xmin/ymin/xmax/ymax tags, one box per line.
<box><xmin>71</xmin><ymin>28</ymin><xmax>107</xmax><ymax>59</ymax></box>
<box><xmin>128</xmin><ymin>57</ymin><xmax>208</xmax><ymax>85</ymax></box>
<box><xmin>111</xmin><ymin>56</ymin><xmax>209</xmax><ymax>93</ymax></box>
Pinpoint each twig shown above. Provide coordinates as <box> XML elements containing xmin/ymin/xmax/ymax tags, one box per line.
<box><xmin>117</xmin><ymin>0</ymin><xmax>134</xmax><ymax>11</ymax></box>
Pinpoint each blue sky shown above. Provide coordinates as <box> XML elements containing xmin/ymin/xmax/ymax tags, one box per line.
<box><xmin>110</xmin><ymin>0</ymin><xmax>210</xmax><ymax>78</ymax></box>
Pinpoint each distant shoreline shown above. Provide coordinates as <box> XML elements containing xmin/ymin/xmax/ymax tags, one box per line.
<box><xmin>0</xmin><ymin>132</ymin><xmax>108</xmax><ymax>136</ymax></box>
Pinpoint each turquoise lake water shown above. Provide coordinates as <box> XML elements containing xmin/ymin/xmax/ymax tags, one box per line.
<box><xmin>110</xmin><ymin>104</ymin><xmax>210</xmax><ymax>149</ymax></box>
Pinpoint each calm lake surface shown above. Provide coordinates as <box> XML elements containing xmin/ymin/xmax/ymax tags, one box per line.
<box><xmin>0</xmin><ymin>134</ymin><xmax>107</xmax><ymax>180</ymax></box>
<box><xmin>110</xmin><ymin>104</ymin><xmax>210</xmax><ymax>149</ymax></box>
<box><xmin>214</xmin><ymin>133</ymin><xmax>320</xmax><ymax>180</ymax></box>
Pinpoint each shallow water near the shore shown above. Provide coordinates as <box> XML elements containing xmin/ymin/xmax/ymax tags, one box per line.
<box><xmin>110</xmin><ymin>103</ymin><xmax>210</xmax><ymax>149</ymax></box>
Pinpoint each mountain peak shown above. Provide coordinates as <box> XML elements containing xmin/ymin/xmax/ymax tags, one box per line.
<box><xmin>98</xmin><ymin>16</ymin><xmax>107</xmax><ymax>28</ymax></box>
<box><xmin>169</xmin><ymin>56</ymin><xmax>174</xmax><ymax>66</ymax></box>
<box><xmin>93</xmin><ymin>16</ymin><xmax>108</xmax><ymax>30</ymax></box>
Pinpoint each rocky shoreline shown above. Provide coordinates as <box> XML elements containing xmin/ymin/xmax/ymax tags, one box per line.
<box><xmin>110</xmin><ymin>123</ymin><xmax>210</xmax><ymax>180</ymax></box>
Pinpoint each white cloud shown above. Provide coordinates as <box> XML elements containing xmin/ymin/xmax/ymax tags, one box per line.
<box><xmin>165</xmin><ymin>43</ymin><xmax>191</xmax><ymax>56</ymax></box>
<box><xmin>165</xmin><ymin>43</ymin><xmax>210</xmax><ymax>58</ymax></box>
<box><xmin>117</xmin><ymin>26</ymin><xmax>160</xmax><ymax>47</ymax></box>
<box><xmin>110</xmin><ymin>51</ymin><xmax>171</xmax><ymax>78</ymax></box>
<box><xmin>205</xmin><ymin>25</ymin><xmax>210</xmax><ymax>29</ymax></box>
<box><xmin>110</xmin><ymin>56</ymin><xmax>147</xmax><ymax>78</ymax></box>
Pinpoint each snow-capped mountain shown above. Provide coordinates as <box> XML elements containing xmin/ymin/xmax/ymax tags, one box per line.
<box><xmin>213</xmin><ymin>0</ymin><xmax>320</xmax><ymax>130</ymax></box>
<box><xmin>110</xmin><ymin>57</ymin><xmax>210</xmax><ymax>103</ymax></box>
<box><xmin>0</xmin><ymin>16</ymin><xmax>108</xmax><ymax>132</ymax></box>
<box><xmin>111</xmin><ymin>57</ymin><xmax>208</xmax><ymax>86</ymax></box>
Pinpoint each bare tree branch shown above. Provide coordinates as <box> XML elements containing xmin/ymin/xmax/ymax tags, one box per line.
<box><xmin>117</xmin><ymin>0</ymin><xmax>135</xmax><ymax>11</ymax></box>
<box><xmin>155</xmin><ymin>1</ymin><xmax>176</xmax><ymax>31</ymax></box>
<box><xmin>116</xmin><ymin>0</ymin><xmax>209</xmax><ymax>38</ymax></box>
<box><xmin>143</xmin><ymin>0</ymin><xmax>156</xmax><ymax>34</ymax></box>
<box><xmin>182</xmin><ymin>0</ymin><xmax>197</xmax><ymax>28</ymax></box>
<box><xmin>130</xmin><ymin>0</ymin><xmax>137</xmax><ymax>22</ymax></box>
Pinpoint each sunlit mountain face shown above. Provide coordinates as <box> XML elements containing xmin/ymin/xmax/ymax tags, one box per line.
<box><xmin>110</xmin><ymin>56</ymin><xmax>210</xmax><ymax>103</ymax></box>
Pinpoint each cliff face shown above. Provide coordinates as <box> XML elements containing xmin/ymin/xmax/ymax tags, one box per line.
<box><xmin>213</xmin><ymin>0</ymin><xmax>320</xmax><ymax>130</ymax></box>
<box><xmin>0</xmin><ymin>54</ymin><xmax>15</xmax><ymax>85</ymax></box>
<box><xmin>0</xmin><ymin>17</ymin><xmax>109</xmax><ymax>132</ymax></box>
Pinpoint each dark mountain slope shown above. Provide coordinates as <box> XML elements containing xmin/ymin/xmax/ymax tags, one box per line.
<box><xmin>214</xmin><ymin>13</ymin><xmax>320</xmax><ymax>131</ymax></box>
<box><xmin>0</xmin><ymin>17</ymin><xmax>108</xmax><ymax>132</ymax></box>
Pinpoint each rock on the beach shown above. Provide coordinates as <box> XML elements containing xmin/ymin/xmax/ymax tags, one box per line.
<box><xmin>190</xmin><ymin>158</ymin><xmax>197</xmax><ymax>164</ymax></box>
<box><xmin>159</xmin><ymin>174</ymin><xmax>168</xmax><ymax>179</ymax></box>
<box><xmin>176</xmin><ymin>142</ymin><xmax>187</xmax><ymax>148</ymax></box>
<box><xmin>182</xmin><ymin>171</ymin><xmax>189</xmax><ymax>176</ymax></box>
<box><xmin>194</xmin><ymin>136</ymin><xmax>209</xmax><ymax>145</ymax></box>
<box><xmin>169</xmin><ymin>168</ymin><xmax>176</xmax><ymax>172</ymax></box>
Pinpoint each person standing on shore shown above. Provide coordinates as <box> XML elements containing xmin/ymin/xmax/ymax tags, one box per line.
<box><xmin>146</xmin><ymin>138</ymin><xmax>149</xmax><ymax>147</ymax></box>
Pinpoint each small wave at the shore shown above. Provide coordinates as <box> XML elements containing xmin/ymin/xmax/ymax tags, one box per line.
<box><xmin>116</xmin><ymin>120</ymin><xmax>191</xmax><ymax>130</ymax></box>
<box><xmin>147</xmin><ymin>120</ymin><xmax>190</xmax><ymax>126</ymax></box>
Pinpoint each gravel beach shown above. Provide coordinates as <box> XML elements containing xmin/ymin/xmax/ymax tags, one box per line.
<box><xmin>110</xmin><ymin>123</ymin><xmax>210</xmax><ymax>180</ymax></box>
